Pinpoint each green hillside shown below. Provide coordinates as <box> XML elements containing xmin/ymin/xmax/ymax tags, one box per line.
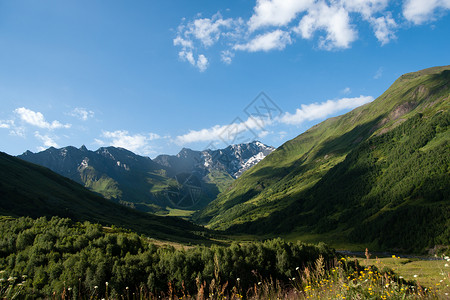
<box><xmin>195</xmin><ymin>66</ymin><xmax>450</xmax><ymax>252</ymax></box>
<box><xmin>0</xmin><ymin>152</ymin><xmax>211</xmax><ymax>244</ymax></box>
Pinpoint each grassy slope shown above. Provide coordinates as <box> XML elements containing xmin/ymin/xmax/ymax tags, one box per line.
<box><xmin>0</xmin><ymin>152</ymin><xmax>212</xmax><ymax>244</ymax></box>
<box><xmin>195</xmin><ymin>66</ymin><xmax>450</xmax><ymax>251</ymax></box>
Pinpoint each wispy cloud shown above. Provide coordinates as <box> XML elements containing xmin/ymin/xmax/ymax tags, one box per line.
<box><xmin>14</xmin><ymin>107</ymin><xmax>71</xmax><ymax>130</ymax></box>
<box><xmin>96</xmin><ymin>130</ymin><xmax>164</xmax><ymax>155</ymax></box>
<box><xmin>174</xmin><ymin>0</ymin><xmax>449</xmax><ymax>70</ymax></box>
<box><xmin>280</xmin><ymin>95</ymin><xmax>374</xmax><ymax>125</ymax></box>
<box><xmin>176</xmin><ymin>95</ymin><xmax>373</xmax><ymax>145</ymax></box>
<box><xmin>374</xmin><ymin>67</ymin><xmax>383</xmax><ymax>79</ymax></box>
<box><xmin>0</xmin><ymin>120</ymin><xmax>14</xmax><ymax>129</ymax></box>
<box><xmin>341</xmin><ymin>87</ymin><xmax>351</xmax><ymax>94</ymax></box>
<box><xmin>34</xmin><ymin>131</ymin><xmax>59</xmax><ymax>150</ymax></box>
<box><xmin>234</xmin><ymin>30</ymin><xmax>292</xmax><ymax>52</ymax></box>
<box><xmin>69</xmin><ymin>107</ymin><xmax>94</xmax><ymax>121</ymax></box>
<box><xmin>175</xmin><ymin>116</ymin><xmax>267</xmax><ymax>145</ymax></box>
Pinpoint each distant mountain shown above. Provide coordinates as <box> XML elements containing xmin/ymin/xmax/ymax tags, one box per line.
<box><xmin>195</xmin><ymin>65</ymin><xmax>450</xmax><ymax>252</ymax></box>
<box><xmin>0</xmin><ymin>152</ymin><xmax>210</xmax><ymax>244</ymax></box>
<box><xmin>18</xmin><ymin>141</ymin><xmax>274</xmax><ymax>212</ymax></box>
<box><xmin>154</xmin><ymin>141</ymin><xmax>275</xmax><ymax>179</ymax></box>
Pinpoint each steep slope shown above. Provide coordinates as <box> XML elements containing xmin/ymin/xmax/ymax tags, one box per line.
<box><xmin>195</xmin><ymin>66</ymin><xmax>450</xmax><ymax>252</ymax></box>
<box><xmin>19</xmin><ymin>146</ymin><xmax>172</xmax><ymax>212</ymax></box>
<box><xmin>0</xmin><ymin>152</ymin><xmax>210</xmax><ymax>244</ymax></box>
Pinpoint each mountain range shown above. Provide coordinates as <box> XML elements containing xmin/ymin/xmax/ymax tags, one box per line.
<box><xmin>0</xmin><ymin>151</ymin><xmax>210</xmax><ymax>244</ymax></box>
<box><xmin>4</xmin><ymin>65</ymin><xmax>449</xmax><ymax>253</ymax></box>
<box><xmin>18</xmin><ymin>141</ymin><xmax>274</xmax><ymax>213</ymax></box>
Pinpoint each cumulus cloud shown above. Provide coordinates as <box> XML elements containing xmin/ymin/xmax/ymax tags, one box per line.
<box><xmin>248</xmin><ymin>0</ymin><xmax>314</xmax><ymax>30</ymax></box>
<box><xmin>280</xmin><ymin>95</ymin><xmax>374</xmax><ymax>125</ymax></box>
<box><xmin>14</xmin><ymin>107</ymin><xmax>71</xmax><ymax>130</ymax></box>
<box><xmin>234</xmin><ymin>30</ymin><xmax>292</xmax><ymax>52</ymax></box>
<box><xmin>174</xmin><ymin>0</ymin><xmax>449</xmax><ymax>69</ymax></box>
<box><xmin>294</xmin><ymin>2</ymin><xmax>357</xmax><ymax>49</ymax></box>
<box><xmin>370</xmin><ymin>14</ymin><xmax>397</xmax><ymax>45</ymax></box>
<box><xmin>173</xmin><ymin>12</ymin><xmax>239</xmax><ymax>71</ymax></box>
<box><xmin>98</xmin><ymin>130</ymin><xmax>162</xmax><ymax>155</ymax></box>
<box><xmin>403</xmin><ymin>0</ymin><xmax>450</xmax><ymax>24</ymax></box>
<box><xmin>69</xmin><ymin>107</ymin><xmax>94</xmax><ymax>121</ymax></box>
<box><xmin>34</xmin><ymin>131</ymin><xmax>59</xmax><ymax>150</ymax></box>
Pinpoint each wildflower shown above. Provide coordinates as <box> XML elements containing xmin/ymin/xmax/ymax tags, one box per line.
<box><xmin>413</xmin><ymin>275</ymin><xmax>418</xmax><ymax>278</ymax></box>
<box><xmin>258</xmin><ymin>282</ymin><xmax>262</xmax><ymax>285</ymax></box>
<box><xmin>105</xmin><ymin>282</ymin><xmax>109</xmax><ymax>286</ymax></box>
<box><xmin>292</xmin><ymin>277</ymin><xmax>296</xmax><ymax>280</ymax></box>
<box><xmin>445</xmin><ymin>264</ymin><xmax>449</xmax><ymax>267</ymax></box>
<box><xmin>296</xmin><ymin>267</ymin><xmax>300</xmax><ymax>270</ymax></box>
<box><xmin>94</xmin><ymin>286</ymin><xmax>98</xmax><ymax>289</ymax></box>
<box><xmin>237</xmin><ymin>278</ymin><xmax>240</xmax><ymax>281</ymax></box>
<box><xmin>68</xmin><ymin>287</ymin><xmax>72</xmax><ymax>291</ymax></box>
<box><xmin>126</xmin><ymin>286</ymin><xmax>129</xmax><ymax>290</ymax></box>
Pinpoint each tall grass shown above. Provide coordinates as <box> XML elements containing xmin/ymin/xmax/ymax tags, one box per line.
<box><xmin>2</xmin><ymin>253</ymin><xmax>448</xmax><ymax>299</ymax></box>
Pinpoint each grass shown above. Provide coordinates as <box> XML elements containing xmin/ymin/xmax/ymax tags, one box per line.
<box><xmin>357</xmin><ymin>255</ymin><xmax>450</xmax><ymax>292</ymax></box>
<box><xmin>3</xmin><ymin>254</ymin><xmax>448</xmax><ymax>299</ymax></box>
<box><xmin>155</xmin><ymin>207</ymin><xmax>197</xmax><ymax>218</ymax></box>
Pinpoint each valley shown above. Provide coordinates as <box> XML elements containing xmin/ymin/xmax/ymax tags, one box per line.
<box><xmin>1</xmin><ymin>66</ymin><xmax>449</xmax><ymax>299</ymax></box>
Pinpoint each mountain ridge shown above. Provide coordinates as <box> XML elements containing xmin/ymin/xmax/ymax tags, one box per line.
<box><xmin>18</xmin><ymin>141</ymin><xmax>274</xmax><ymax>212</ymax></box>
<box><xmin>194</xmin><ymin>65</ymin><xmax>450</xmax><ymax>252</ymax></box>
<box><xmin>0</xmin><ymin>151</ymin><xmax>211</xmax><ymax>244</ymax></box>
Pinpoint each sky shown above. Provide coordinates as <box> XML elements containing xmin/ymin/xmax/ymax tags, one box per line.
<box><xmin>0</xmin><ymin>0</ymin><xmax>449</xmax><ymax>158</ymax></box>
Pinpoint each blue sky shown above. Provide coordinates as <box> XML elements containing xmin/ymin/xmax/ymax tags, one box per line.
<box><xmin>1</xmin><ymin>0</ymin><xmax>449</xmax><ymax>158</ymax></box>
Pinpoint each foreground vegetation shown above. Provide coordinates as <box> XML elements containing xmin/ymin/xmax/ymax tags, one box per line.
<box><xmin>0</xmin><ymin>216</ymin><xmax>335</xmax><ymax>298</ymax></box>
<box><xmin>1</xmin><ymin>216</ymin><xmax>449</xmax><ymax>299</ymax></box>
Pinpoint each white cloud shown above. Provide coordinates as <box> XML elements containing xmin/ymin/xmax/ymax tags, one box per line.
<box><xmin>280</xmin><ymin>95</ymin><xmax>374</xmax><ymax>125</ymax></box>
<box><xmin>403</xmin><ymin>0</ymin><xmax>450</xmax><ymax>24</ymax></box>
<box><xmin>188</xmin><ymin>14</ymin><xmax>233</xmax><ymax>47</ymax></box>
<box><xmin>197</xmin><ymin>54</ymin><xmax>209</xmax><ymax>72</ymax></box>
<box><xmin>175</xmin><ymin>117</ymin><xmax>267</xmax><ymax>145</ymax></box>
<box><xmin>14</xmin><ymin>107</ymin><xmax>71</xmax><ymax>130</ymax></box>
<box><xmin>341</xmin><ymin>87</ymin><xmax>351</xmax><ymax>94</ymax></box>
<box><xmin>342</xmin><ymin>0</ymin><xmax>390</xmax><ymax>18</ymax></box>
<box><xmin>178</xmin><ymin>50</ymin><xmax>209</xmax><ymax>72</ymax></box>
<box><xmin>34</xmin><ymin>131</ymin><xmax>59</xmax><ymax>149</ymax></box>
<box><xmin>174</xmin><ymin>0</ymin><xmax>449</xmax><ymax>69</ymax></box>
<box><xmin>221</xmin><ymin>50</ymin><xmax>235</xmax><ymax>64</ymax></box>
<box><xmin>370</xmin><ymin>14</ymin><xmax>397</xmax><ymax>45</ymax></box>
<box><xmin>99</xmin><ymin>130</ymin><xmax>162</xmax><ymax>155</ymax></box>
<box><xmin>0</xmin><ymin>120</ymin><xmax>14</xmax><ymax>129</ymax></box>
<box><xmin>234</xmin><ymin>29</ymin><xmax>292</xmax><ymax>52</ymax></box>
<box><xmin>248</xmin><ymin>0</ymin><xmax>314</xmax><ymax>30</ymax></box>
<box><xmin>173</xmin><ymin>36</ymin><xmax>194</xmax><ymax>49</ymax></box>
<box><xmin>294</xmin><ymin>2</ymin><xmax>357</xmax><ymax>50</ymax></box>
<box><xmin>69</xmin><ymin>107</ymin><xmax>94</xmax><ymax>121</ymax></box>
